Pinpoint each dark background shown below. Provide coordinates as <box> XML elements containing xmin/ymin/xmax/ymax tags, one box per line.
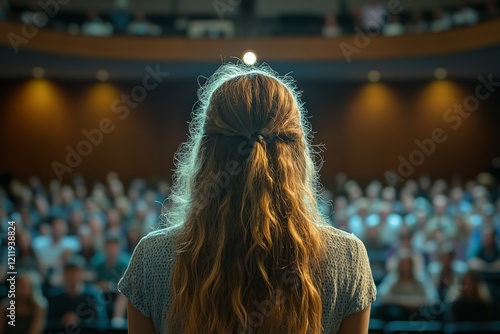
<box><xmin>1</xmin><ymin>78</ymin><xmax>499</xmax><ymax>186</ymax></box>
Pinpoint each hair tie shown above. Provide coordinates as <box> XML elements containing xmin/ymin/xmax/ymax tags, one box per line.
<box><xmin>248</xmin><ymin>131</ymin><xmax>265</xmax><ymax>145</ymax></box>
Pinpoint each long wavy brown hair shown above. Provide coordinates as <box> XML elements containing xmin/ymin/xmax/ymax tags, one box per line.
<box><xmin>165</xmin><ymin>63</ymin><xmax>328</xmax><ymax>333</ymax></box>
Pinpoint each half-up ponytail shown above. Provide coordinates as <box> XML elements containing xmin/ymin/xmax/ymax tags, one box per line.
<box><xmin>165</xmin><ymin>63</ymin><xmax>328</xmax><ymax>333</ymax></box>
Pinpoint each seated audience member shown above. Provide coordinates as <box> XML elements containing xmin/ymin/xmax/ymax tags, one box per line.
<box><xmin>91</xmin><ymin>234</ymin><xmax>129</xmax><ymax>291</ymax></box>
<box><xmin>454</xmin><ymin>214</ymin><xmax>473</xmax><ymax>261</ymax></box>
<box><xmin>127</xmin><ymin>11</ymin><xmax>162</xmax><ymax>36</ymax></box>
<box><xmin>88</xmin><ymin>214</ymin><xmax>106</xmax><ymax>252</ymax></box>
<box><xmin>452</xmin><ymin>0</ymin><xmax>479</xmax><ymax>26</ymax></box>
<box><xmin>109</xmin><ymin>0</ymin><xmax>133</xmax><ymax>34</ymax></box>
<box><xmin>348</xmin><ymin>197</ymin><xmax>370</xmax><ymax>240</ymax></box>
<box><xmin>426</xmin><ymin>195</ymin><xmax>457</xmax><ymax>240</ymax></box>
<box><xmin>105</xmin><ymin>208</ymin><xmax>126</xmax><ymax>237</ymax></box>
<box><xmin>0</xmin><ymin>271</ymin><xmax>47</xmax><ymax>334</ymax></box>
<box><xmin>47</xmin><ymin>256</ymin><xmax>108</xmax><ymax>330</ymax></box>
<box><xmin>32</xmin><ymin>217</ymin><xmax>80</xmax><ymax>285</ymax></box>
<box><xmin>365</xmin><ymin>181</ymin><xmax>383</xmax><ymax>212</ymax></box>
<box><xmin>50</xmin><ymin>185</ymin><xmax>82</xmax><ymax>222</ymax></box>
<box><xmin>407</xmin><ymin>8</ymin><xmax>428</xmax><ymax>33</ymax></box>
<box><xmin>406</xmin><ymin>209</ymin><xmax>429</xmax><ymax>255</ymax></box>
<box><xmin>430</xmin><ymin>6</ymin><xmax>453</xmax><ymax>32</ymax></box>
<box><xmin>77</xmin><ymin>225</ymin><xmax>97</xmax><ymax>263</ymax></box>
<box><xmin>468</xmin><ymin>227</ymin><xmax>500</xmax><ymax>272</ymax></box>
<box><xmin>130</xmin><ymin>200</ymin><xmax>158</xmax><ymax>235</ymax></box>
<box><xmin>382</xmin><ymin>15</ymin><xmax>404</xmax><ymax>36</ymax></box>
<box><xmin>447</xmin><ymin>270</ymin><xmax>496</xmax><ymax>322</ymax></box>
<box><xmin>68</xmin><ymin>208</ymin><xmax>84</xmax><ymax>236</ymax></box>
<box><xmin>447</xmin><ymin>186</ymin><xmax>472</xmax><ymax>217</ymax></box>
<box><xmin>90</xmin><ymin>235</ymin><xmax>129</xmax><ymax>328</ymax></box>
<box><xmin>378</xmin><ymin>254</ymin><xmax>439</xmax><ymax>316</ymax></box>
<box><xmin>81</xmin><ymin>11</ymin><xmax>114</xmax><ymax>37</ymax></box>
<box><xmin>375</xmin><ymin>202</ymin><xmax>403</xmax><ymax>249</ymax></box>
<box><xmin>381</xmin><ymin>186</ymin><xmax>404</xmax><ymax>214</ymax></box>
<box><xmin>33</xmin><ymin>194</ymin><xmax>50</xmax><ymax>226</ymax></box>
<box><xmin>428</xmin><ymin>243</ymin><xmax>467</xmax><ymax>301</ymax></box>
<box><xmin>125</xmin><ymin>225</ymin><xmax>141</xmax><ymax>253</ymax></box>
<box><xmin>386</xmin><ymin>232</ymin><xmax>425</xmax><ymax>274</ymax></box>
<box><xmin>322</xmin><ymin>11</ymin><xmax>342</xmax><ymax>37</ymax></box>
<box><xmin>357</xmin><ymin>0</ymin><xmax>386</xmax><ymax>31</ymax></box>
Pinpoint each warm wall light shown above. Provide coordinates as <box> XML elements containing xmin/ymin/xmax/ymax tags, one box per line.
<box><xmin>96</xmin><ymin>69</ymin><xmax>110</xmax><ymax>82</ymax></box>
<box><xmin>242</xmin><ymin>51</ymin><xmax>257</xmax><ymax>65</ymax></box>
<box><xmin>351</xmin><ymin>83</ymin><xmax>399</xmax><ymax>116</ymax></box>
<box><xmin>417</xmin><ymin>80</ymin><xmax>465</xmax><ymax>123</ymax></box>
<box><xmin>5</xmin><ymin>79</ymin><xmax>71</xmax><ymax>137</ymax></box>
<box><xmin>81</xmin><ymin>83</ymin><xmax>121</xmax><ymax>116</ymax></box>
<box><xmin>32</xmin><ymin>67</ymin><xmax>45</xmax><ymax>79</ymax></box>
<box><xmin>434</xmin><ymin>67</ymin><xmax>448</xmax><ymax>80</ymax></box>
<box><xmin>367</xmin><ymin>70</ymin><xmax>381</xmax><ymax>83</ymax></box>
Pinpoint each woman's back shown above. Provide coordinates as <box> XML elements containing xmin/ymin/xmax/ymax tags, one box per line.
<box><xmin>118</xmin><ymin>224</ymin><xmax>375</xmax><ymax>334</ymax></box>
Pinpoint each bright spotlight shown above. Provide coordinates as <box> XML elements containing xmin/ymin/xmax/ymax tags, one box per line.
<box><xmin>96</xmin><ymin>69</ymin><xmax>110</xmax><ymax>82</ymax></box>
<box><xmin>242</xmin><ymin>51</ymin><xmax>257</xmax><ymax>65</ymax></box>
<box><xmin>32</xmin><ymin>67</ymin><xmax>45</xmax><ymax>79</ymax></box>
<box><xmin>367</xmin><ymin>70</ymin><xmax>381</xmax><ymax>83</ymax></box>
<box><xmin>434</xmin><ymin>67</ymin><xmax>448</xmax><ymax>80</ymax></box>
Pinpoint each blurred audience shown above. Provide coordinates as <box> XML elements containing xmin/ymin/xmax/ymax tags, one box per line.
<box><xmin>127</xmin><ymin>11</ymin><xmax>162</xmax><ymax>36</ymax></box>
<box><xmin>47</xmin><ymin>255</ymin><xmax>108</xmax><ymax>330</ymax></box>
<box><xmin>377</xmin><ymin>254</ymin><xmax>439</xmax><ymax>319</ymax></box>
<box><xmin>1</xmin><ymin>170</ymin><xmax>500</xmax><ymax>331</ymax></box>
<box><xmin>356</xmin><ymin>0</ymin><xmax>386</xmax><ymax>30</ymax></box>
<box><xmin>383</xmin><ymin>15</ymin><xmax>405</xmax><ymax>36</ymax></box>
<box><xmin>452</xmin><ymin>0</ymin><xmax>480</xmax><ymax>26</ymax></box>
<box><xmin>468</xmin><ymin>227</ymin><xmax>500</xmax><ymax>272</ymax></box>
<box><xmin>3</xmin><ymin>0</ymin><xmax>498</xmax><ymax>38</ymax></box>
<box><xmin>430</xmin><ymin>6</ymin><xmax>453</xmax><ymax>32</ymax></box>
<box><xmin>322</xmin><ymin>11</ymin><xmax>342</xmax><ymax>37</ymax></box>
<box><xmin>81</xmin><ymin>11</ymin><xmax>114</xmax><ymax>37</ymax></box>
<box><xmin>428</xmin><ymin>243</ymin><xmax>467</xmax><ymax>301</ymax></box>
<box><xmin>32</xmin><ymin>217</ymin><xmax>80</xmax><ymax>286</ymax></box>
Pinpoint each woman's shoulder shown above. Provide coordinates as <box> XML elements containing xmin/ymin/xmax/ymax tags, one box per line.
<box><xmin>320</xmin><ymin>225</ymin><xmax>366</xmax><ymax>251</ymax></box>
<box><xmin>135</xmin><ymin>225</ymin><xmax>181</xmax><ymax>255</ymax></box>
<box><xmin>318</xmin><ymin>225</ymin><xmax>371</xmax><ymax>273</ymax></box>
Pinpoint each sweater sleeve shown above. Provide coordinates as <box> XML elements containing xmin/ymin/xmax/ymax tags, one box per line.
<box><xmin>343</xmin><ymin>237</ymin><xmax>377</xmax><ymax>318</ymax></box>
<box><xmin>117</xmin><ymin>236</ymin><xmax>151</xmax><ymax>318</ymax></box>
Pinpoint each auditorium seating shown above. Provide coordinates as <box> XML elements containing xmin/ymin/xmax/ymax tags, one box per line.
<box><xmin>444</xmin><ymin>321</ymin><xmax>500</xmax><ymax>334</ymax></box>
<box><xmin>385</xmin><ymin>321</ymin><xmax>444</xmax><ymax>334</ymax></box>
